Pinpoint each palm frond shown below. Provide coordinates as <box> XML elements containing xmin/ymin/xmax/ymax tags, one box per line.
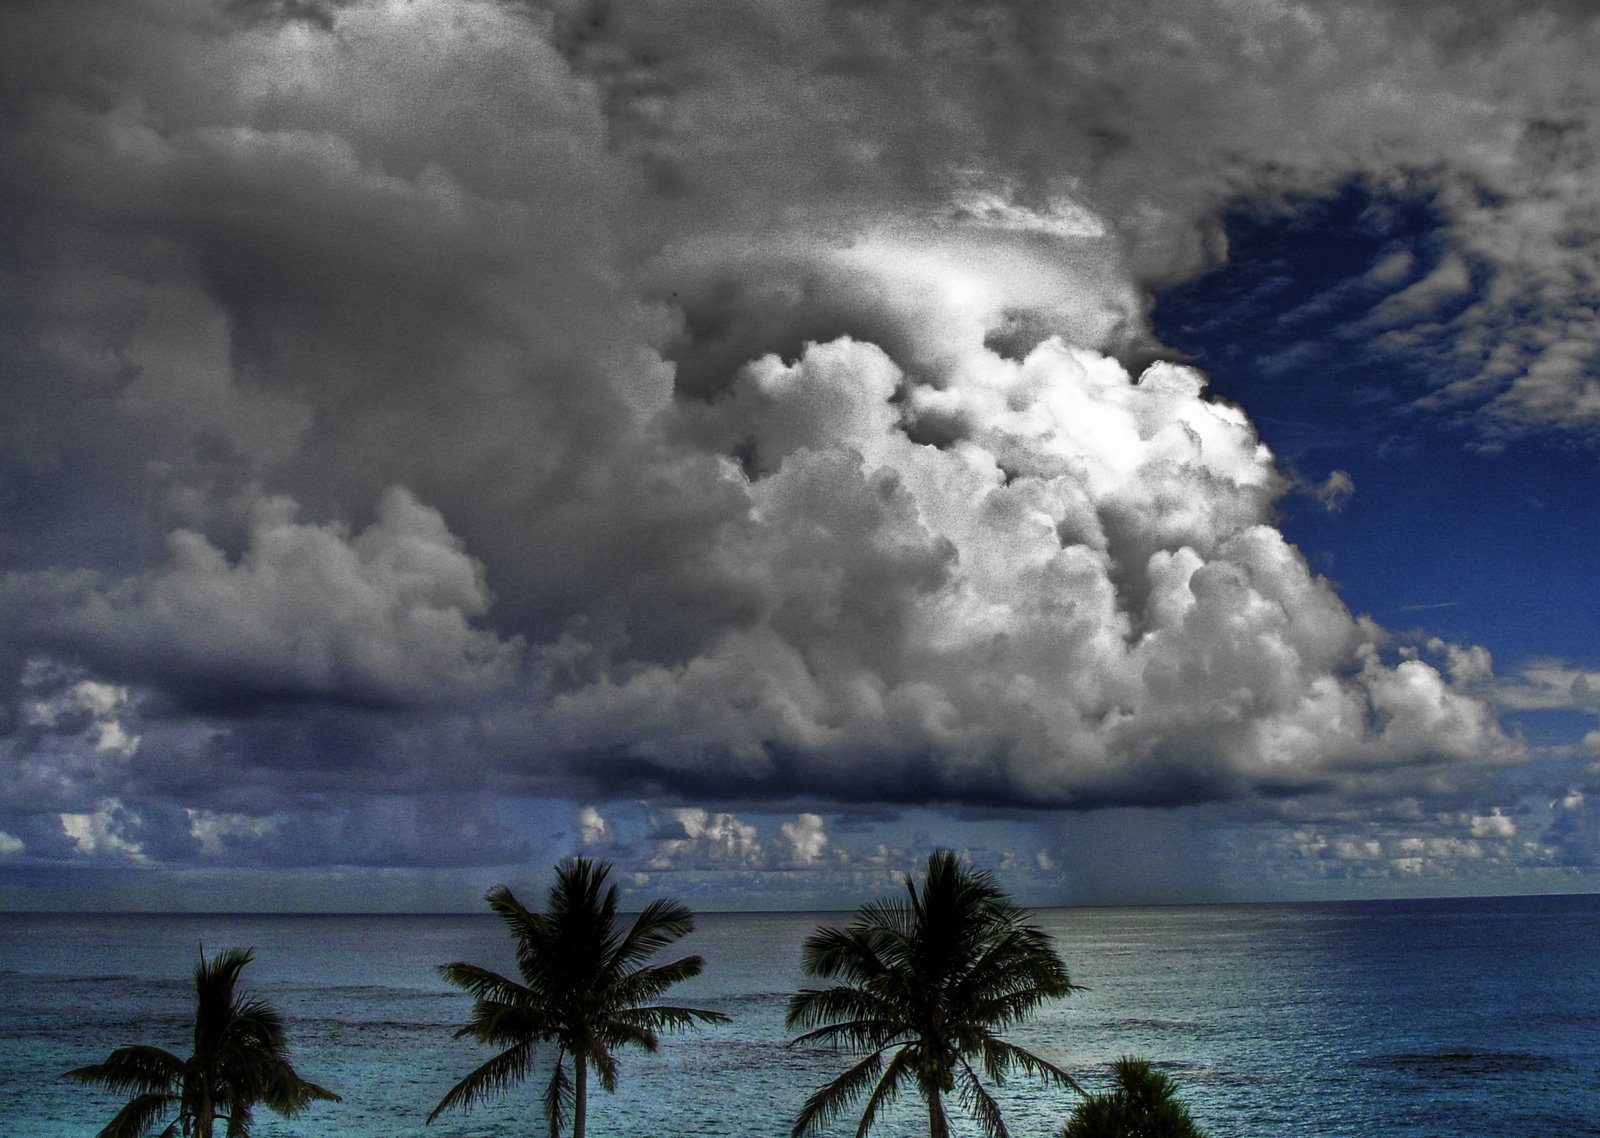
<box><xmin>612</xmin><ymin>897</ymin><xmax>696</xmax><ymax>969</ymax></box>
<box><xmin>455</xmin><ymin>997</ymin><xmax>550</xmax><ymax>1047</ymax></box>
<box><xmin>979</xmin><ymin>1037</ymin><xmax>1082</xmax><ymax>1095</ymax></box>
<box><xmin>789</xmin><ymin>1017</ymin><xmax>911</xmax><ymax>1053</ymax></box>
<box><xmin>222</xmin><ymin>1104</ymin><xmax>252</xmax><ymax>1138</ymax></box>
<box><xmin>437</xmin><ymin>961</ymin><xmax>535</xmax><ymax>1007</ymax></box>
<box><xmin>578</xmin><ymin>1032</ymin><xmax>620</xmax><ymax>1093</ymax></box>
<box><xmin>786</xmin><ymin>983</ymin><xmax>900</xmax><ymax>1032</ymax></box>
<box><xmin>611</xmin><ymin>1002</ymin><xmax>730</xmax><ymax>1033</ymax></box>
<box><xmin>88</xmin><ymin>1092</ymin><xmax>177</xmax><ymax>1138</ymax></box>
<box><xmin>608</xmin><ymin>954</ymin><xmax>706</xmax><ymax>1006</ymax></box>
<box><xmin>427</xmin><ymin>1040</ymin><xmax>539</xmax><ymax>1123</ymax></box>
<box><xmin>851</xmin><ymin>1048</ymin><xmax>917</xmax><ymax>1138</ymax></box>
<box><xmin>790</xmin><ymin>1049</ymin><xmax>887</xmax><ymax>1138</ymax></box>
<box><xmin>801</xmin><ymin>923</ymin><xmax>900</xmax><ymax>986</ymax></box>
<box><xmin>259</xmin><ymin>1063</ymin><xmax>342</xmax><ymax>1114</ymax></box>
<box><xmin>194</xmin><ymin>948</ymin><xmax>255</xmax><ymax>1053</ymax></box>
<box><xmin>541</xmin><ymin>1051</ymin><xmax>572</xmax><ymax>1138</ymax></box>
<box><xmin>483</xmin><ymin>884</ymin><xmax>552</xmax><ymax>984</ymax></box>
<box><xmin>65</xmin><ymin>1046</ymin><xmax>186</xmax><ymax>1096</ymax></box>
<box><xmin>954</xmin><ymin>1056</ymin><xmax>1009</xmax><ymax>1138</ymax></box>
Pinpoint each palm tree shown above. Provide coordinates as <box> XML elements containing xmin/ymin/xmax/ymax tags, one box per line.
<box><xmin>787</xmin><ymin>849</ymin><xmax>1081</xmax><ymax>1138</ymax></box>
<box><xmin>429</xmin><ymin>857</ymin><xmax>730</xmax><ymax>1138</ymax></box>
<box><xmin>1059</xmin><ymin>1056</ymin><xmax>1208</xmax><ymax>1138</ymax></box>
<box><xmin>63</xmin><ymin>946</ymin><xmax>339</xmax><ymax>1138</ymax></box>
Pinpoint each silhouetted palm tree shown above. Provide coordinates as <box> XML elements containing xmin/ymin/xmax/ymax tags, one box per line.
<box><xmin>1059</xmin><ymin>1056</ymin><xmax>1208</xmax><ymax>1138</ymax></box>
<box><xmin>429</xmin><ymin>857</ymin><xmax>730</xmax><ymax>1138</ymax></box>
<box><xmin>64</xmin><ymin>946</ymin><xmax>339</xmax><ymax>1138</ymax></box>
<box><xmin>787</xmin><ymin>849</ymin><xmax>1081</xmax><ymax>1138</ymax></box>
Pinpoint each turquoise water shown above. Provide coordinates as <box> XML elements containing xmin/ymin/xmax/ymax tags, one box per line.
<box><xmin>3</xmin><ymin>895</ymin><xmax>1598</xmax><ymax>1136</ymax></box>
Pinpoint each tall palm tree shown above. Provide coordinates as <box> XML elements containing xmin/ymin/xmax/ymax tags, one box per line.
<box><xmin>787</xmin><ymin>849</ymin><xmax>1081</xmax><ymax>1138</ymax></box>
<box><xmin>1059</xmin><ymin>1056</ymin><xmax>1208</xmax><ymax>1138</ymax></box>
<box><xmin>63</xmin><ymin>946</ymin><xmax>339</xmax><ymax>1138</ymax></box>
<box><xmin>429</xmin><ymin>857</ymin><xmax>730</xmax><ymax>1138</ymax></box>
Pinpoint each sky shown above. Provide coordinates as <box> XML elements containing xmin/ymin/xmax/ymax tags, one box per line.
<box><xmin>2</xmin><ymin>0</ymin><xmax>1599</xmax><ymax>911</ymax></box>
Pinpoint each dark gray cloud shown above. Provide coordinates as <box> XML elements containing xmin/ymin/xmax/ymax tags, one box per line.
<box><xmin>1</xmin><ymin>0</ymin><xmax>1596</xmax><ymax>883</ymax></box>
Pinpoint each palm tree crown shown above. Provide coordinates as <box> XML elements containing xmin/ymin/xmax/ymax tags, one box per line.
<box><xmin>430</xmin><ymin>856</ymin><xmax>731</xmax><ymax>1138</ymax></box>
<box><xmin>1059</xmin><ymin>1056</ymin><xmax>1209</xmax><ymax>1138</ymax></box>
<box><xmin>787</xmin><ymin>850</ymin><xmax>1081</xmax><ymax>1138</ymax></box>
<box><xmin>63</xmin><ymin>946</ymin><xmax>339</xmax><ymax>1138</ymax></box>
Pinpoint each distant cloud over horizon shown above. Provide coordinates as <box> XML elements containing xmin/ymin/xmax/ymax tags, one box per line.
<box><xmin>2</xmin><ymin>0</ymin><xmax>1599</xmax><ymax>904</ymax></box>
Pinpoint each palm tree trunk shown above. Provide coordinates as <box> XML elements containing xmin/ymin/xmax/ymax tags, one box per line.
<box><xmin>196</xmin><ymin>1088</ymin><xmax>214</xmax><ymax>1138</ymax></box>
<box><xmin>573</xmin><ymin>1056</ymin><xmax>587</xmax><ymax>1138</ymax></box>
<box><xmin>925</xmin><ymin>1087</ymin><xmax>950</xmax><ymax>1138</ymax></box>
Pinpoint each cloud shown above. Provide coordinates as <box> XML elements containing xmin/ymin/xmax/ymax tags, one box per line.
<box><xmin>172</xmin><ymin>792</ymin><xmax>529</xmax><ymax>868</ymax></box>
<box><xmin>60</xmin><ymin>798</ymin><xmax>147</xmax><ymax>862</ymax></box>
<box><xmin>530</xmin><ymin>336</ymin><xmax>1518</xmax><ymax>807</ymax></box>
<box><xmin>648</xmin><ymin>808</ymin><xmax>764</xmax><ymax>870</ymax></box>
<box><xmin>1364</xmin><ymin>254</ymin><xmax>1475</xmax><ymax>329</ymax></box>
<box><xmin>774</xmin><ymin>813</ymin><xmax>831</xmax><ymax>867</ymax></box>
<box><xmin>575</xmin><ymin>804</ymin><xmax>612</xmax><ymax>850</ymax></box>
<box><xmin>0</xmin><ymin>0</ymin><xmax>1586</xmax><ymax>884</ymax></box>
<box><xmin>1546</xmin><ymin>788</ymin><xmax>1600</xmax><ymax>866</ymax></box>
<box><xmin>640</xmin><ymin>807</ymin><xmax>837</xmax><ymax>874</ymax></box>
<box><xmin>22</xmin><ymin>487</ymin><xmax>519</xmax><ymax>709</ymax></box>
<box><xmin>561</xmin><ymin>0</ymin><xmax>1600</xmax><ymax>435</ymax></box>
<box><xmin>1310</xmin><ymin>470</ymin><xmax>1355</xmax><ymax>513</ymax></box>
<box><xmin>1236</xmin><ymin>806</ymin><xmax>1533</xmax><ymax>884</ymax></box>
<box><xmin>1497</xmin><ymin>661</ymin><xmax>1600</xmax><ymax>712</ymax></box>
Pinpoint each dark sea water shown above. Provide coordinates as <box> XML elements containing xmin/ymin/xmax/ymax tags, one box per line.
<box><xmin>3</xmin><ymin>895</ymin><xmax>1598</xmax><ymax>1137</ymax></box>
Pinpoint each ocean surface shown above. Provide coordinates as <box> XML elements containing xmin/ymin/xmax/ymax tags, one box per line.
<box><xmin>3</xmin><ymin>894</ymin><xmax>1598</xmax><ymax>1137</ymax></box>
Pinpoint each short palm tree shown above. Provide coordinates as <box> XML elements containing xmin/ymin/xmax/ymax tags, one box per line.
<box><xmin>429</xmin><ymin>857</ymin><xmax>730</xmax><ymax>1138</ymax></box>
<box><xmin>787</xmin><ymin>849</ymin><xmax>1081</xmax><ymax>1138</ymax></box>
<box><xmin>1059</xmin><ymin>1056</ymin><xmax>1208</xmax><ymax>1138</ymax></box>
<box><xmin>63</xmin><ymin>946</ymin><xmax>339</xmax><ymax>1138</ymax></box>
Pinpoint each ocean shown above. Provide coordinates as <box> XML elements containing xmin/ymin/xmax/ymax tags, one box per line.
<box><xmin>3</xmin><ymin>894</ymin><xmax>1597</xmax><ymax>1137</ymax></box>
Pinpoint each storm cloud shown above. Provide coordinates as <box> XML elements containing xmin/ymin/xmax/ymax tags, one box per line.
<box><xmin>1</xmin><ymin>0</ymin><xmax>1596</xmax><ymax>890</ymax></box>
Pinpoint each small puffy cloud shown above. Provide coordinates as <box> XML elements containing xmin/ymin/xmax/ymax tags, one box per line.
<box><xmin>575</xmin><ymin>805</ymin><xmax>612</xmax><ymax>850</ymax></box>
<box><xmin>22</xmin><ymin>678</ymin><xmax>140</xmax><ymax>757</ymax></box>
<box><xmin>649</xmin><ymin>808</ymin><xmax>763</xmax><ymax>870</ymax></box>
<box><xmin>61</xmin><ymin>798</ymin><xmax>147</xmax><ymax>862</ymax></box>
<box><xmin>0</xmin><ymin>830</ymin><xmax>23</xmax><ymax>855</ymax></box>
<box><xmin>1311</xmin><ymin>470</ymin><xmax>1355</xmax><ymax>513</ymax></box>
<box><xmin>1433</xmin><ymin>641</ymin><xmax>1494</xmax><ymax>687</ymax></box>
<box><xmin>0</xmin><ymin>662</ymin><xmax>148</xmax><ymax>815</ymax></box>
<box><xmin>642</xmin><ymin>807</ymin><xmax>840</xmax><ymax>874</ymax></box>
<box><xmin>187</xmin><ymin>809</ymin><xmax>279</xmax><ymax>859</ymax></box>
<box><xmin>1546</xmin><ymin>788</ymin><xmax>1600</xmax><ymax>867</ymax></box>
<box><xmin>774</xmin><ymin>813</ymin><xmax>830</xmax><ymax>867</ymax></box>
<box><xmin>1469</xmin><ymin>810</ymin><xmax>1516</xmax><ymax>840</ymax></box>
<box><xmin>1254</xmin><ymin>803</ymin><xmax>1530</xmax><ymax>884</ymax></box>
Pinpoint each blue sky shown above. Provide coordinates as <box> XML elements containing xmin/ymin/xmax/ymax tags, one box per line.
<box><xmin>2</xmin><ymin>0</ymin><xmax>1599</xmax><ymax>910</ymax></box>
<box><xmin>1156</xmin><ymin>187</ymin><xmax>1600</xmax><ymax>702</ymax></box>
